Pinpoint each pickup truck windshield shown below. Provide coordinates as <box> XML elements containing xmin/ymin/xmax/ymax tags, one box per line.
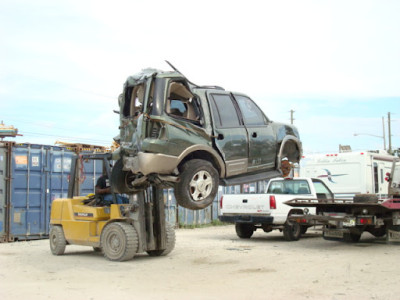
<box><xmin>267</xmin><ymin>180</ymin><xmax>311</xmax><ymax>195</ymax></box>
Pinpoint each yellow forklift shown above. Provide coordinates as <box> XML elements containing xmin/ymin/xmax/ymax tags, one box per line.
<box><xmin>49</xmin><ymin>153</ymin><xmax>175</xmax><ymax>261</ymax></box>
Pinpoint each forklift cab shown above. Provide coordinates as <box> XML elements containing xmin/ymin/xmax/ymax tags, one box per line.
<box><xmin>67</xmin><ymin>153</ymin><xmax>119</xmax><ymax>205</ymax></box>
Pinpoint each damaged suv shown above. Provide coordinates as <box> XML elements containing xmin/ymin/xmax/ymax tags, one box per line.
<box><xmin>111</xmin><ymin>64</ymin><xmax>302</xmax><ymax>210</ymax></box>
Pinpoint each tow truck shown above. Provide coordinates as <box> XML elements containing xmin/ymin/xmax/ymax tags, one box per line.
<box><xmin>286</xmin><ymin>158</ymin><xmax>400</xmax><ymax>243</ymax></box>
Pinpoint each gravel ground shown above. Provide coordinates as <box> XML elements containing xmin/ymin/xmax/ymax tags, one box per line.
<box><xmin>1</xmin><ymin>225</ymin><xmax>400</xmax><ymax>300</ymax></box>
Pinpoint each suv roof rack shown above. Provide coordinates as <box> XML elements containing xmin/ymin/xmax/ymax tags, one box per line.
<box><xmin>196</xmin><ymin>85</ymin><xmax>225</xmax><ymax>90</ymax></box>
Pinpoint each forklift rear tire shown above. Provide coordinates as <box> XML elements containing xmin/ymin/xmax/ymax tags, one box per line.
<box><xmin>283</xmin><ymin>221</ymin><xmax>301</xmax><ymax>241</ymax></box>
<box><xmin>147</xmin><ymin>223</ymin><xmax>176</xmax><ymax>257</ymax></box>
<box><xmin>49</xmin><ymin>226</ymin><xmax>67</xmax><ymax>255</ymax></box>
<box><xmin>101</xmin><ymin>222</ymin><xmax>139</xmax><ymax>262</ymax></box>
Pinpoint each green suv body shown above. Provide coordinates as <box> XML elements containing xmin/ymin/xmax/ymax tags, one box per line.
<box><xmin>111</xmin><ymin>68</ymin><xmax>302</xmax><ymax>210</ymax></box>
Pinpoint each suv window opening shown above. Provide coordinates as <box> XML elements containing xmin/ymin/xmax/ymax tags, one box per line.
<box><xmin>123</xmin><ymin>88</ymin><xmax>133</xmax><ymax>117</ymax></box>
<box><xmin>234</xmin><ymin>95</ymin><xmax>268</xmax><ymax>126</ymax></box>
<box><xmin>210</xmin><ymin>93</ymin><xmax>242</xmax><ymax>128</ymax></box>
<box><xmin>165</xmin><ymin>81</ymin><xmax>201</xmax><ymax>124</ymax></box>
<box><xmin>123</xmin><ymin>84</ymin><xmax>146</xmax><ymax>118</ymax></box>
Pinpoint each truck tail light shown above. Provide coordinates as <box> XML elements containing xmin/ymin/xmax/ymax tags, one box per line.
<box><xmin>219</xmin><ymin>196</ymin><xmax>223</xmax><ymax>209</ymax></box>
<box><xmin>357</xmin><ymin>216</ymin><xmax>374</xmax><ymax>225</ymax></box>
<box><xmin>385</xmin><ymin>172</ymin><xmax>391</xmax><ymax>182</ymax></box>
<box><xmin>270</xmin><ymin>195</ymin><xmax>276</xmax><ymax>209</ymax></box>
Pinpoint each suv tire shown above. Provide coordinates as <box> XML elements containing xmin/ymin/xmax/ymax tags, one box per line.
<box><xmin>111</xmin><ymin>159</ymin><xmax>131</xmax><ymax>194</ymax></box>
<box><xmin>111</xmin><ymin>159</ymin><xmax>145</xmax><ymax>194</ymax></box>
<box><xmin>174</xmin><ymin>159</ymin><xmax>218</xmax><ymax>210</ymax></box>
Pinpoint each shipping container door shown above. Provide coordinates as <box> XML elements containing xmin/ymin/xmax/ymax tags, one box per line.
<box><xmin>0</xmin><ymin>144</ymin><xmax>10</xmax><ymax>241</ymax></box>
<box><xmin>10</xmin><ymin>145</ymin><xmax>48</xmax><ymax>240</ymax></box>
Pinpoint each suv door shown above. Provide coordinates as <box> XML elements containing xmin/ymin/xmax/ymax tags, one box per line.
<box><xmin>208</xmin><ymin>92</ymin><xmax>249</xmax><ymax>177</ymax></box>
<box><xmin>233</xmin><ymin>94</ymin><xmax>276</xmax><ymax>172</ymax></box>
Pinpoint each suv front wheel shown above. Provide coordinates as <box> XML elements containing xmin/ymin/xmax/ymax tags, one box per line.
<box><xmin>174</xmin><ymin>159</ymin><xmax>219</xmax><ymax>210</ymax></box>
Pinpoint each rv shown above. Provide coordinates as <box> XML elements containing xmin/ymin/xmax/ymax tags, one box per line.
<box><xmin>300</xmin><ymin>150</ymin><xmax>395</xmax><ymax>199</ymax></box>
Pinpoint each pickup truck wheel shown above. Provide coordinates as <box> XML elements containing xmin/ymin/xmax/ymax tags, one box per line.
<box><xmin>300</xmin><ymin>226</ymin><xmax>308</xmax><ymax>235</ymax></box>
<box><xmin>147</xmin><ymin>223</ymin><xmax>176</xmax><ymax>257</ymax></box>
<box><xmin>49</xmin><ymin>225</ymin><xmax>67</xmax><ymax>255</ymax></box>
<box><xmin>174</xmin><ymin>159</ymin><xmax>218</xmax><ymax>210</ymax></box>
<box><xmin>283</xmin><ymin>221</ymin><xmax>301</xmax><ymax>241</ymax></box>
<box><xmin>101</xmin><ymin>222</ymin><xmax>138</xmax><ymax>262</ymax></box>
<box><xmin>235</xmin><ymin>223</ymin><xmax>254</xmax><ymax>239</ymax></box>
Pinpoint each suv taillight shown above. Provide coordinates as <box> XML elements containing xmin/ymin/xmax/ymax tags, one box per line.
<box><xmin>219</xmin><ymin>196</ymin><xmax>223</xmax><ymax>209</ymax></box>
<box><xmin>270</xmin><ymin>195</ymin><xmax>276</xmax><ymax>209</ymax></box>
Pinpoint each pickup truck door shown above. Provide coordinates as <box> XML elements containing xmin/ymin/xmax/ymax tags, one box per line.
<box><xmin>208</xmin><ymin>92</ymin><xmax>249</xmax><ymax>177</ymax></box>
<box><xmin>233</xmin><ymin>94</ymin><xmax>276</xmax><ymax>172</ymax></box>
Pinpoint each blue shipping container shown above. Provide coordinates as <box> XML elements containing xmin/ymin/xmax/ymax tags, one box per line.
<box><xmin>0</xmin><ymin>142</ymin><xmax>103</xmax><ymax>242</ymax></box>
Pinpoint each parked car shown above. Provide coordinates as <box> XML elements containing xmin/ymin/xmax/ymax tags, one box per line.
<box><xmin>111</xmin><ymin>64</ymin><xmax>302</xmax><ymax>210</ymax></box>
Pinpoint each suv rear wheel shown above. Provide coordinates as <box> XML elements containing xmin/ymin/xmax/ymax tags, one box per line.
<box><xmin>174</xmin><ymin>159</ymin><xmax>218</xmax><ymax>210</ymax></box>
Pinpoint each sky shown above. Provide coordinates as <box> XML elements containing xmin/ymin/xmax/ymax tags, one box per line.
<box><xmin>1</xmin><ymin>0</ymin><xmax>399</xmax><ymax>155</ymax></box>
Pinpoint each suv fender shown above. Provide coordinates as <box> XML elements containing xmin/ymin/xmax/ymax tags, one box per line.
<box><xmin>177</xmin><ymin>145</ymin><xmax>226</xmax><ymax>177</ymax></box>
<box><xmin>277</xmin><ymin>135</ymin><xmax>302</xmax><ymax>170</ymax></box>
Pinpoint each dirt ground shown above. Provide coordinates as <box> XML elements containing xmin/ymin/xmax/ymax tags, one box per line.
<box><xmin>1</xmin><ymin>225</ymin><xmax>400</xmax><ymax>300</ymax></box>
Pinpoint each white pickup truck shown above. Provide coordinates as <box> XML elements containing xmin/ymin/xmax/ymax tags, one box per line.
<box><xmin>218</xmin><ymin>177</ymin><xmax>334</xmax><ymax>240</ymax></box>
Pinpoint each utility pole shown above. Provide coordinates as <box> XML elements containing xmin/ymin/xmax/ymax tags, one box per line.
<box><xmin>290</xmin><ymin>110</ymin><xmax>295</xmax><ymax>125</ymax></box>
<box><xmin>382</xmin><ymin>116</ymin><xmax>386</xmax><ymax>151</ymax></box>
<box><xmin>388</xmin><ymin>112</ymin><xmax>392</xmax><ymax>154</ymax></box>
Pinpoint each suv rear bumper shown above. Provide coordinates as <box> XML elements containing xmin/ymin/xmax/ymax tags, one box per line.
<box><xmin>125</xmin><ymin>152</ymin><xmax>179</xmax><ymax>175</ymax></box>
<box><xmin>219</xmin><ymin>215</ymin><xmax>274</xmax><ymax>224</ymax></box>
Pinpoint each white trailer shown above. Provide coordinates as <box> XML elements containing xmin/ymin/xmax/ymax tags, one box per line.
<box><xmin>300</xmin><ymin>150</ymin><xmax>395</xmax><ymax>199</ymax></box>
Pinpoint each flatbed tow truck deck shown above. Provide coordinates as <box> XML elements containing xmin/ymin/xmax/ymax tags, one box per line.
<box><xmin>285</xmin><ymin>158</ymin><xmax>400</xmax><ymax>243</ymax></box>
<box><xmin>287</xmin><ymin>197</ymin><xmax>400</xmax><ymax>242</ymax></box>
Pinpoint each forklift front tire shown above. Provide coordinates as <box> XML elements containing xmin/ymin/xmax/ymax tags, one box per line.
<box><xmin>101</xmin><ymin>222</ymin><xmax>139</xmax><ymax>262</ymax></box>
<box><xmin>49</xmin><ymin>226</ymin><xmax>67</xmax><ymax>255</ymax></box>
